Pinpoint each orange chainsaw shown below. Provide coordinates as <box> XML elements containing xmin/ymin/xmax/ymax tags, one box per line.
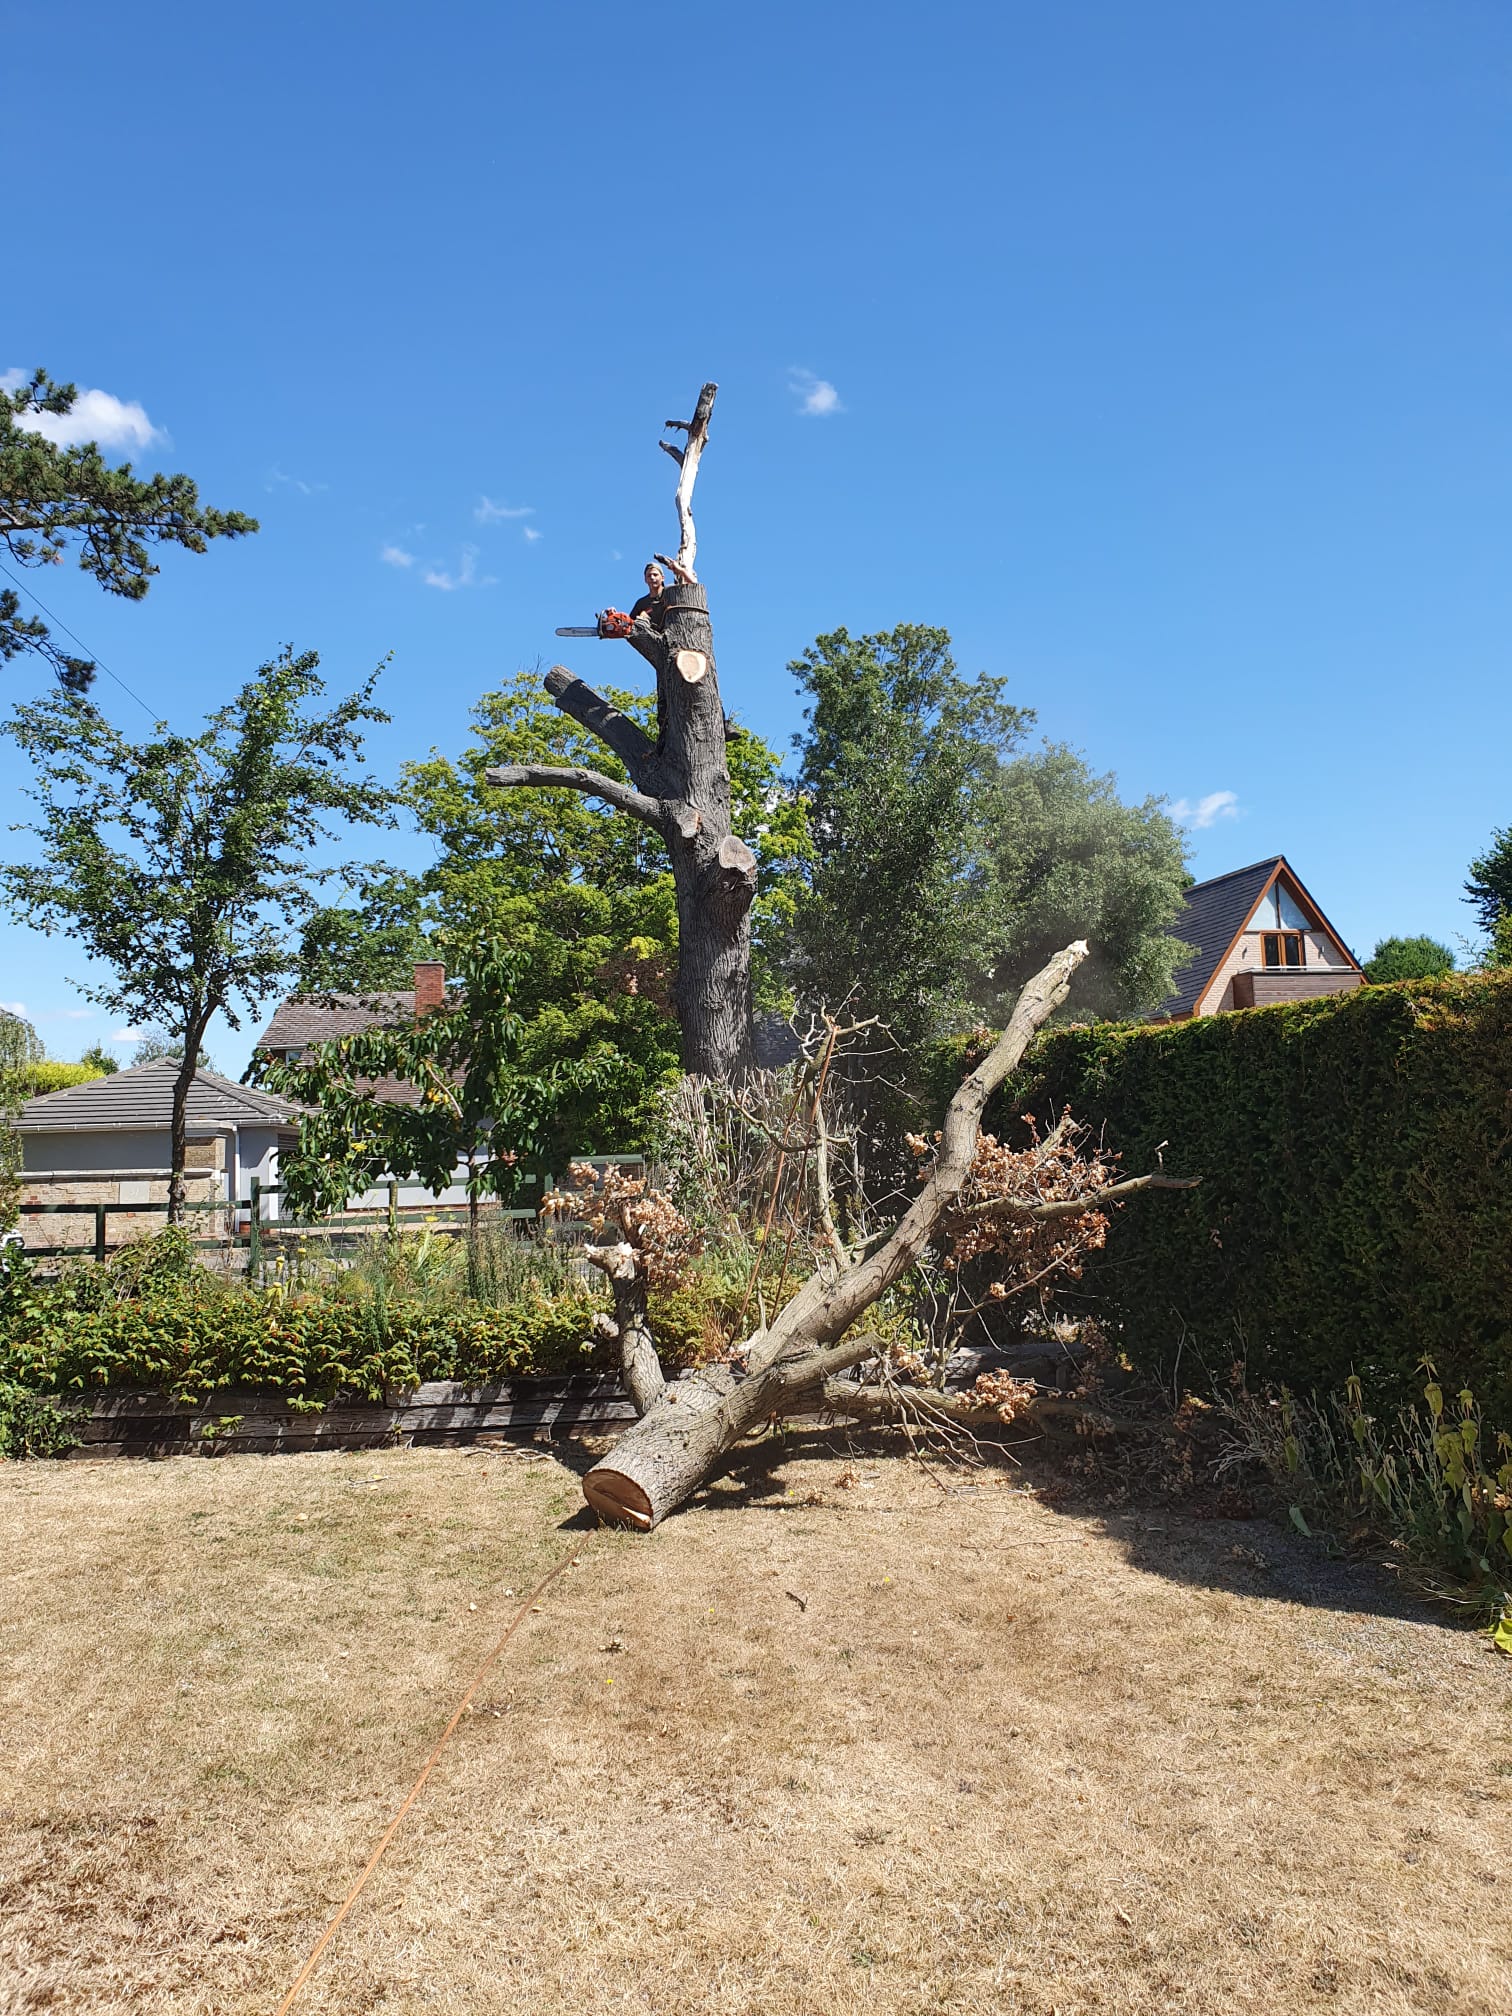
<box><xmin>555</xmin><ymin>609</ymin><xmax>634</xmax><ymax>639</ymax></box>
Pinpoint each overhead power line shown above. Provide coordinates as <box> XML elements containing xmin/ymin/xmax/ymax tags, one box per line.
<box><xmin>0</xmin><ymin>557</ymin><xmax>158</xmax><ymax>721</ymax></box>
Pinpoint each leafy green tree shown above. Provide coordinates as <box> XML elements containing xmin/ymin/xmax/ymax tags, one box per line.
<box><xmin>1466</xmin><ymin>828</ymin><xmax>1512</xmax><ymax>939</ymax></box>
<box><xmin>295</xmin><ymin>872</ymin><xmax>434</xmax><ymax>991</ymax></box>
<box><xmin>0</xmin><ymin>1010</ymin><xmax>44</xmax><ymax>1231</ymax></box>
<box><xmin>1</xmin><ymin>369</ymin><xmax>257</xmax><ymax>691</ymax></box>
<box><xmin>78</xmin><ymin>1042</ymin><xmax>118</xmax><ymax>1076</ymax></box>
<box><xmin>1363</xmin><ymin>935</ymin><xmax>1456</xmax><ymax>984</ymax></box>
<box><xmin>0</xmin><ymin>649</ymin><xmax>393</xmax><ymax>1218</ymax></box>
<box><xmin>986</xmin><ymin>745</ymin><xmax>1192</xmax><ymax>1022</ymax></box>
<box><xmin>785</xmin><ymin>625</ymin><xmax>1189</xmax><ymax>1053</ymax></box>
<box><xmin>303</xmin><ymin>671</ymin><xmax>809</xmax><ymax>1150</ymax></box>
<box><xmin>258</xmin><ymin>939</ymin><xmax>609</xmax><ymax>1222</ymax></box>
<box><xmin>787</xmin><ymin>625</ymin><xmax>1031</xmax><ymax>1051</ymax></box>
<box><xmin>130</xmin><ymin>1032</ymin><xmax>216</xmax><ymax>1072</ymax></box>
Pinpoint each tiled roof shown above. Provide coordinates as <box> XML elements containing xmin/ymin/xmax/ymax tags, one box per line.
<box><xmin>18</xmin><ymin>1061</ymin><xmax>305</xmax><ymax>1133</ymax></box>
<box><xmin>256</xmin><ymin>990</ymin><xmax>415</xmax><ymax>1049</ymax></box>
<box><xmin>1154</xmin><ymin>858</ymin><xmax>1281</xmax><ymax>1018</ymax></box>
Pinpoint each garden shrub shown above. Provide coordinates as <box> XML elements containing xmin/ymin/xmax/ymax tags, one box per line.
<box><xmin>0</xmin><ymin>1232</ymin><xmax>606</xmax><ymax>1404</ymax></box>
<box><xmin>0</xmin><ymin>1379</ymin><xmax>85</xmax><ymax>1458</ymax></box>
<box><xmin>25</xmin><ymin>1061</ymin><xmax>109</xmax><ymax>1096</ymax></box>
<box><xmin>976</xmin><ymin>972</ymin><xmax>1512</xmax><ymax>1422</ymax></box>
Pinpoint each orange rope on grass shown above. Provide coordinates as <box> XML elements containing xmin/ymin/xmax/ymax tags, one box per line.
<box><xmin>272</xmin><ymin>1540</ymin><xmax>590</xmax><ymax>2014</ymax></box>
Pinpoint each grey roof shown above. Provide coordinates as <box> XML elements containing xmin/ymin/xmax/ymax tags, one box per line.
<box><xmin>256</xmin><ymin>990</ymin><xmax>414</xmax><ymax>1050</ymax></box>
<box><xmin>17</xmin><ymin>1060</ymin><xmax>305</xmax><ymax>1134</ymax></box>
<box><xmin>1154</xmin><ymin>858</ymin><xmax>1282</xmax><ymax>1018</ymax></box>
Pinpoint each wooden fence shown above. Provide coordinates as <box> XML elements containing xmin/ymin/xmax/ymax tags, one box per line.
<box><xmin>73</xmin><ymin>1375</ymin><xmax>638</xmax><ymax>1458</ymax></box>
<box><xmin>14</xmin><ymin>1159</ymin><xmax>645</xmax><ymax>1263</ymax></box>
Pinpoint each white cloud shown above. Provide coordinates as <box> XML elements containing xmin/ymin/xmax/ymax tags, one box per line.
<box><xmin>1</xmin><ymin>1001</ymin><xmax>27</xmax><ymax>1018</ymax></box>
<box><xmin>1170</xmin><ymin>789</ymin><xmax>1241</xmax><ymax>830</ymax></box>
<box><xmin>610</xmin><ymin>548</ymin><xmax>623</xmax><ymax>562</ymax></box>
<box><xmin>268</xmin><ymin>466</ymin><xmax>327</xmax><ymax>496</ymax></box>
<box><xmin>788</xmin><ymin>368</ymin><xmax>843</xmax><ymax>417</ymax></box>
<box><xmin>3</xmin><ymin>368</ymin><xmax>162</xmax><ymax>450</ymax></box>
<box><xmin>381</xmin><ymin>543</ymin><xmax>416</xmax><ymax>568</ymax></box>
<box><xmin>522</xmin><ymin>525</ymin><xmax>543</xmax><ymax>543</ymax></box>
<box><xmin>110</xmin><ymin>1027</ymin><xmax>146</xmax><ymax>1043</ymax></box>
<box><xmin>49</xmin><ymin>1008</ymin><xmax>93</xmax><ymax>1021</ymax></box>
<box><xmin>475</xmin><ymin>496</ymin><xmax>534</xmax><ymax>522</ymax></box>
<box><xmin>423</xmin><ymin>544</ymin><xmax>495</xmax><ymax>592</ymax></box>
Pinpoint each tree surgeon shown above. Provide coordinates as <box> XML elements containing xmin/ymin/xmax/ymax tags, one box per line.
<box><xmin>485</xmin><ymin>384</ymin><xmax>759</xmax><ymax>1081</ymax></box>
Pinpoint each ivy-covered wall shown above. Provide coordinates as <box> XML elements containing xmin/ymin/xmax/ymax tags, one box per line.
<box><xmin>995</xmin><ymin>974</ymin><xmax>1512</xmax><ymax>1422</ymax></box>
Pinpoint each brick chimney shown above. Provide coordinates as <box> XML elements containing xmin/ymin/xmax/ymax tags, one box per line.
<box><xmin>413</xmin><ymin>961</ymin><xmax>446</xmax><ymax>1016</ymax></box>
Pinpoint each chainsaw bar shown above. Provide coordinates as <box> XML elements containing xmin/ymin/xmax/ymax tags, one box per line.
<box><xmin>554</xmin><ymin>626</ymin><xmax>600</xmax><ymax>637</ymax></box>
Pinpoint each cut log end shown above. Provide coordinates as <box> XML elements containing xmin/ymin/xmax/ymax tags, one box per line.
<box><xmin>674</xmin><ymin>648</ymin><xmax>708</xmax><ymax>684</ymax></box>
<box><xmin>717</xmin><ymin>834</ymin><xmax>757</xmax><ymax>875</ymax></box>
<box><xmin>583</xmin><ymin>1465</ymin><xmax>655</xmax><ymax>1530</ymax></box>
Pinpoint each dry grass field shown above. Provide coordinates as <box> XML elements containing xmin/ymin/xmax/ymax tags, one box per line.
<box><xmin>1</xmin><ymin>1436</ymin><xmax>1509</xmax><ymax>2015</ymax></box>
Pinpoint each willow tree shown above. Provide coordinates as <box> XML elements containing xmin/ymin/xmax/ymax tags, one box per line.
<box><xmin>484</xmin><ymin>384</ymin><xmax>759</xmax><ymax>1080</ymax></box>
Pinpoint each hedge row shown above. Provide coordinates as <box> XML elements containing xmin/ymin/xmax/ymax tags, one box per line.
<box><xmin>0</xmin><ymin>1268</ymin><xmax>606</xmax><ymax>1404</ymax></box>
<box><xmin>993</xmin><ymin>973</ymin><xmax>1512</xmax><ymax>1422</ymax></box>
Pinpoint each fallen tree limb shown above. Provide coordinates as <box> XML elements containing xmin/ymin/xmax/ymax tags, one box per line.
<box><xmin>582</xmin><ymin>940</ymin><xmax>1098</xmax><ymax>1529</ymax></box>
<box><xmin>816</xmin><ymin>1375</ymin><xmax>1151</xmax><ymax>1439</ymax></box>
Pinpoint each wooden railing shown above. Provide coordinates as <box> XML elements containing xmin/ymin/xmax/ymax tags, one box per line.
<box><xmin>12</xmin><ymin>1157</ymin><xmax>646</xmax><ymax>1263</ymax></box>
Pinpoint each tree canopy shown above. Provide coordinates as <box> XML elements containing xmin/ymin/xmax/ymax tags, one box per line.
<box><xmin>1466</xmin><ymin>827</ymin><xmax>1512</xmax><ymax>937</ymax></box>
<box><xmin>784</xmin><ymin>624</ymin><xmax>1190</xmax><ymax>1053</ymax></box>
<box><xmin>1</xmin><ymin>369</ymin><xmax>257</xmax><ymax>692</ymax></box>
<box><xmin>298</xmin><ymin>670</ymin><xmax>809</xmax><ymax>1151</ymax></box>
<box><xmin>0</xmin><ymin>648</ymin><xmax>393</xmax><ymax>1213</ymax></box>
<box><xmin>258</xmin><ymin>939</ymin><xmax>609</xmax><ymax>1220</ymax></box>
<box><xmin>1363</xmin><ymin>935</ymin><xmax>1456</xmax><ymax>985</ymax></box>
<box><xmin>0</xmin><ymin>1010</ymin><xmax>44</xmax><ymax>1232</ymax></box>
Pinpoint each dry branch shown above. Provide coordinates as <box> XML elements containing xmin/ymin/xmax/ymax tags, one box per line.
<box><xmin>662</xmin><ymin>383</ymin><xmax>716</xmax><ymax>583</ymax></box>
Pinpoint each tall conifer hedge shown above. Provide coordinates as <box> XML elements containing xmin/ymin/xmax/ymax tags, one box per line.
<box><xmin>987</xmin><ymin>974</ymin><xmax>1512</xmax><ymax>1421</ymax></box>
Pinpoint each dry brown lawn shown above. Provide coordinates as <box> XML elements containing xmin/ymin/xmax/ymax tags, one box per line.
<box><xmin>0</xmin><ymin>1436</ymin><xmax>1508</xmax><ymax>2015</ymax></box>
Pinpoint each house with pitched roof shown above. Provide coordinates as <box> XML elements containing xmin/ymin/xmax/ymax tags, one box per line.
<box><xmin>1153</xmin><ymin>856</ymin><xmax>1363</xmax><ymax>1020</ymax></box>
<box><xmin>253</xmin><ymin>961</ymin><xmax>448</xmax><ymax>1105</ymax></box>
<box><xmin>15</xmin><ymin>1061</ymin><xmax>305</xmax><ymax>1250</ymax></box>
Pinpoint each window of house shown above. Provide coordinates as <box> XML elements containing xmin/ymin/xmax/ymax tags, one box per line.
<box><xmin>1250</xmin><ymin>882</ymin><xmax>1312</xmax><ymax>933</ymax></box>
<box><xmin>1261</xmin><ymin>931</ymin><xmax>1306</xmax><ymax>969</ymax></box>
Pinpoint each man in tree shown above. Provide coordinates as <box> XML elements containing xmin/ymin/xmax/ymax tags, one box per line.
<box><xmin>0</xmin><ymin>648</ymin><xmax>393</xmax><ymax>1219</ymax></box>
<box><xmin>629</xmin><ymin>561</ymin><xmax>670</xmax><ymax>632</ymax></box>
<box><xmin>0</xmin><ymin>369</ymin><xmax>256</xmax><ymax>691</ymax></box>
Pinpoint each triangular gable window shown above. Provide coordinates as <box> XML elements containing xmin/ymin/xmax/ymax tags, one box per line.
<box><xmin>1249</xmin><ymin>881</ymin><xmax>1311</xmax><ymax>932</ymax></box>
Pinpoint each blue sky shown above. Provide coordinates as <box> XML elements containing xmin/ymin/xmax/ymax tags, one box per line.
<box><xmin>4</xmin><ymin>0</ymin><xmax>1510</xmax><ymax>1075</ymax></box>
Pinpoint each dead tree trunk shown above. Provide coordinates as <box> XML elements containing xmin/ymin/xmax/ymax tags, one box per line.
<box><xmin>484</xmin><ymin>382</ymin><xmax>757</xmax><ymax>1081</ymax></box>
<box><xmin>583</xmin><ymin>941</ymin><xmax>1107</xmax><ymax>1529</ymax></box>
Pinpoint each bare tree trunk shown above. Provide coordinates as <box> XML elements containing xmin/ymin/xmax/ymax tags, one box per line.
<box><xmin>484</xmin><ymin>383</ymin><xmax>758</xmax><ymax>1082</ymax></box>
<box><xmin>583</xmin><ymin>942</ymin><xmax>1092</xmax><ymax>1528</ymax></box>
<box><xmin>167</xmin><ymin>1010</ymin><xmax>211</xmax><ymax>1227</ymax></box>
